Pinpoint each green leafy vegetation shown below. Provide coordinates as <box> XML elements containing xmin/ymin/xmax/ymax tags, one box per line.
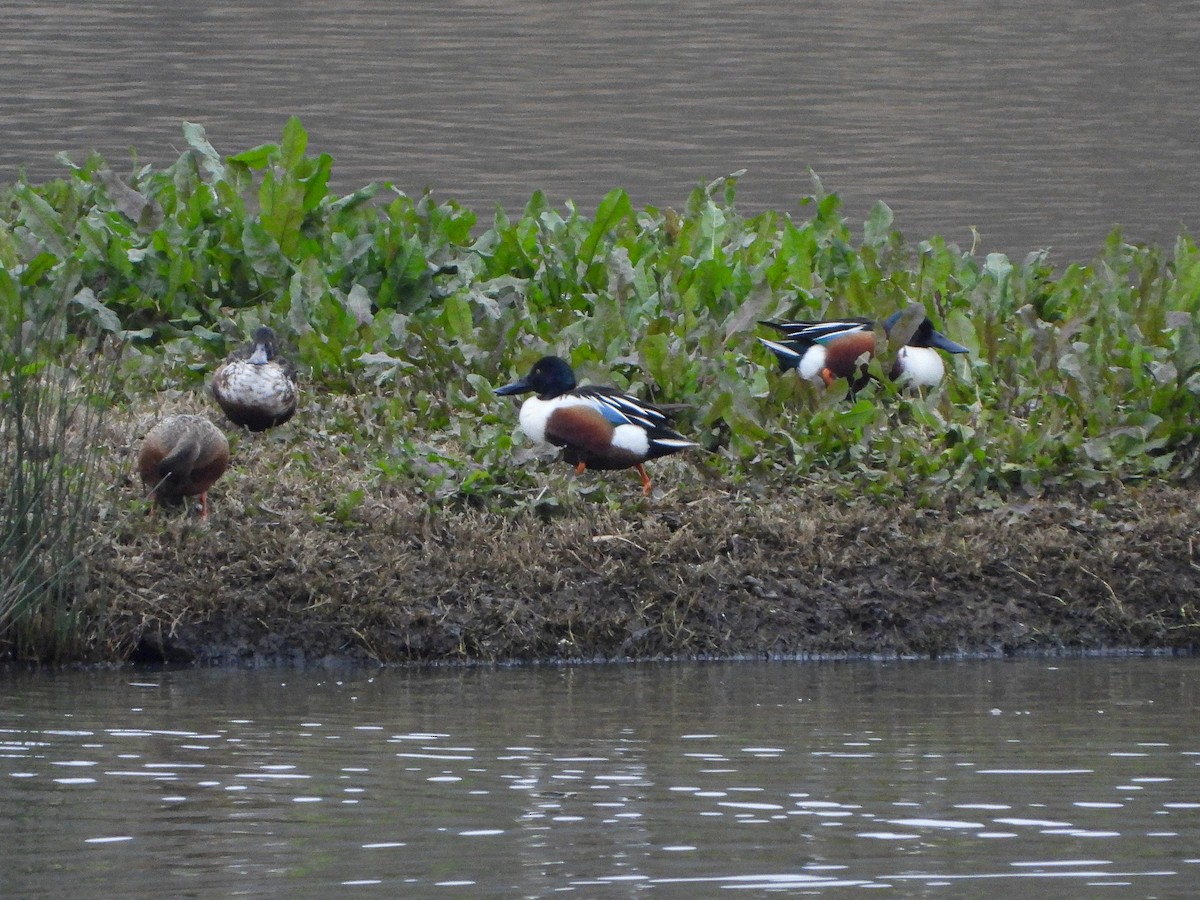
<box><xmin>3</xmin><ymin>118</ymin><xmax>1200</xmax><ymax>663</ymax></box>
<box><xmin>8</xmin><ymin>119</ymin><xmax>1200</xmax><ymax>501</ymax></box>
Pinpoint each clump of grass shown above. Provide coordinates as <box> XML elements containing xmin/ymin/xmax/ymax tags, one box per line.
<box><xmin>0</xmin><ymin>273</ymin><xmax>120</xmax><ymax>663</ymax></box>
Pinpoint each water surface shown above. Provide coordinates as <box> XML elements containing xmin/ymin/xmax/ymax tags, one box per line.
<box><xmin>2</xmin><ymin>658</ymin><xmax>1198</xmax><ymax>896</ymax></box>
<box><xmin>3</xmin><ymin>0</ymin><xmax>1198</xmax><ymax>261</ymax></box>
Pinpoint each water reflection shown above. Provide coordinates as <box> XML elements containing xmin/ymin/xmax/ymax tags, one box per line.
<box><xmin>3</xmin><ymin>1</ymin><xmax>1198</xmax><ymax>261</ymax></box>
<box><xmin>1</xmin><ymin>659</ymin><xmax>1198</xmax><ymax>895</ymax></box>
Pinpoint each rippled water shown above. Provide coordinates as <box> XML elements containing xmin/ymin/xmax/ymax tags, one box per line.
<box><xmin>2</xmin><ymin>658</ymin><xmax>1198</xmax><ymax>896</ymax></box>
<box><xmin>3</xmin><ymin>1</ymin><xmax>1198</xmax><ymax>261</ymax></box>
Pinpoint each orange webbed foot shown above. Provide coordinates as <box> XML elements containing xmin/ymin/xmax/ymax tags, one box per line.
<box><xmin>636</xmin><ymin>464</ymin><xmax>652</xmax><ymax>497</ymax></box>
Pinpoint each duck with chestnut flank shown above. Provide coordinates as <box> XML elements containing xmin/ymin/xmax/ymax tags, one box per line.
<box><xmin>211</xmin><ymin>326</ymin><xmax>298</xmax><ymax>431</ymax></box>
<box><xmin>495</xmin><ymin>356</ymin><xmax>696</xmax><ymax>496</ymax></box>
<box><xmin>759</xmin><ymin>309</ymin><xmax>968</xmax><ymax>391</ymax></box>
<box><xmin>138</xmin><ymin>414</ymin><xmax>230</xmax><ymax>519</ymax></box>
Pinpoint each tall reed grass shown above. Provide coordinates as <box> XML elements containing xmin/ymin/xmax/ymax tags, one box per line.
<box><xmin>0</xmin><ymin>285</ymin><xmax>118</xmax><ymax>663</ymax></box>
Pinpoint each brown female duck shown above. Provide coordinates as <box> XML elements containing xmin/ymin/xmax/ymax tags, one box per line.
<box><xmin>138</xmin><ymin>414</ymin><xmax>230</xmax><ymax>519</ymax></box>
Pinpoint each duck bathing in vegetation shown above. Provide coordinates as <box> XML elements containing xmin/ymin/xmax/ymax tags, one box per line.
<box><xmin>495</xmin><ymin>355</ymin><xmax>696</xmax><ymax>496</ymax></box>
<box><xmin>138</xmin><ymin>414</ymin><xmax>230</xmax><ymax>519</ymax></box>
<box><xmin>211</xmin><ymin>326</ymin><xmax>298</xmax><ymax>431</ymax></box>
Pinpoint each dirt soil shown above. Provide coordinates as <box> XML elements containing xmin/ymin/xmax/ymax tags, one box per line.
<box><xmin>85</xmin><ymin>473</ymin><xmax>1200</xmax><ymax>667</ymax></box>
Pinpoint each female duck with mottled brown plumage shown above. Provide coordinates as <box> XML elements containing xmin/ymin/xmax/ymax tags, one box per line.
<box><xmin>138</xmin><ymin>414</ymin><xmax>230</xmax><ymax>519</ymax></box>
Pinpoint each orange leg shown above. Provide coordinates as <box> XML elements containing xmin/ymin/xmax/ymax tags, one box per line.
<box><xmin>574</xmin><ymin>461</ymin><xmax>587</xmax><ymax>476</ymax></box>
<box><xmin>198</xmin><ymin>492</ymin><xmax>210</xmax><ymax>521</ymax></box>
<box><xmin>635</xmin><ymin>464</ymin><xmax>652</xmax><ymax>496</ymax></box>
<box><xmin>821</xmin><ymin>367</ymin><xmax>836</xmax><ymax>387</ymax></box>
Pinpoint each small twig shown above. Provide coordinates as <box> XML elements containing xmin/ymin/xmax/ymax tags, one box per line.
<box><xmin>591</xmin><ymin>534</ymin><xmax>648</xmax><ymax>553</ymax></box>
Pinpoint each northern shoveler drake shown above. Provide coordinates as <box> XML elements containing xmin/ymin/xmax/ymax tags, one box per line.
<box><xmin>759</xmin><ymin>308</ymin><xmax>968</xmax><ymax>391</ymax></box>
<box><xmin>138</xmin><ymin>414</ymin><xmax>230</xmax><ymax>519</ymax></box>
<box><xmin>495</xmin><ymin>355</ymin><xmax>696</xmax><ymax>496</ymax></box>
<box><xmin>211</xmin><ymin>326</ymin><xmax>298</xmax><ymax>431</ymax></box>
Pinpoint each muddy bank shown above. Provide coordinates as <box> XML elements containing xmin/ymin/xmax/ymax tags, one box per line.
<box><xmin>85</xmin><ymin>480</ymin><xmax>1200</xmax><ymax>666</ymax></box>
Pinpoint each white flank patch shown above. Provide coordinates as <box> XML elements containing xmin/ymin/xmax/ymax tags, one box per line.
<box><xmin>798</xmin><ymin>344</ymin><xmax>827</xmax><ymax>381</ymax></box>
<box><xmin>611</xmin><ymin>423</ymin><xmax>650</xmax><ymax>455</ymax></box>
<box><xmin>895</xmin><ymin>347</ymin><xmax>945</xmax><ymax>387</ymax></box>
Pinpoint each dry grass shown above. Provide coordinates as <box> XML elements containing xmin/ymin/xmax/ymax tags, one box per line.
<box><xmin>77</xmin><ymin>399</ymin><xmax>1200</xmax><ymax>665</ymax></box>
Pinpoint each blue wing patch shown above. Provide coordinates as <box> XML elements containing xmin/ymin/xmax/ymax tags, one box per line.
<box><xmin>592</xmin><ymin>398</ymin><xmax>633</xmax><ymax>426</ymax></box>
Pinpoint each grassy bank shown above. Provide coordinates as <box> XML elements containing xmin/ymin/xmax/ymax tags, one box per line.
<box><xmin>3</xmin><ymin>119</ymin><xmax>1199</xmax><ymax>665</ymax></box>
<box><xmin>91</xmin><ymin>454</ymin><xmax>1200</xmax><ymax>666</ymax></box>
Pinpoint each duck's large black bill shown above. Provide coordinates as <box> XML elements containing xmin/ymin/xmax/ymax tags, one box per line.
<box><xmin>929</xmin><ymin>331</ymin><xmax>969</xmax><ymax>354</ymax></box>
<box><xmin>495</xmin><ymin>377</ymin><xmax>534</xmax><ymax>396</ymax></box>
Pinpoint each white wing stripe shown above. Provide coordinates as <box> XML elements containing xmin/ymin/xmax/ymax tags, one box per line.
<box><xmin>759</xmin><ymin>337</ymin><xmax>804</xmax><ymax>360</ymax></box>
<box><xmin>772</xmin><ymin>321</ymin><xmax>870</xmax><ymax>343</ymax></box>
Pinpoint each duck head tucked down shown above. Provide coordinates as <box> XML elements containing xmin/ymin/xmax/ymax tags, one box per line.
<box><xmin>759</xmin><ymin>310</ymin><xmax>968</xmax><ymax>392</ymax></box>
<box><xmin>495</xmin><ymin>356</ymin><xmax>696</xmax><ymax>496</ymax></box>
<box><xmin>211</xmin><ymin>326</ymin><xmax>298</xmax><ymax>431</ymax></box>
<box><xmin>138</xmin><ymin>414</ymin><xmax>230</xmax><ymax>519</ymax></box>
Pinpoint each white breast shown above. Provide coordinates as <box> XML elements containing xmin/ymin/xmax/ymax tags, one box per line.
<box><xmin>517</xmin><ymin>396</ymin><xmax>556</xmax><ymax>444</ymax></box>
<box><xmin>219</xmin><ymin>362</ymin><xmax>296</xmax><ymax>412</ymax></box>
<box><xmin>895</xmin><ymin>347</ymin><xmax>946</xmax><ymax>387</ymax></box>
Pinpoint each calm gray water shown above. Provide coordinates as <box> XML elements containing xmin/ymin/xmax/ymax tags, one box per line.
<box><xmin>2</xmin><ymin>658</ymin><xmax>1198</xmax><ymax>897</ymax></box>
<box><xmin>3</xmin><ymin>0</ymin><xmax>1198</xmax><ymax>262</ymax></box>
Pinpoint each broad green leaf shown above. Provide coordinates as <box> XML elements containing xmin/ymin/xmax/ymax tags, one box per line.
<box><xmin>260</xmin><ymin>166</ymin><xmax>306</xmax><ymax>258</ymax></box>
<box><xmin>343</xmin><ymin>283</ymin><xmax>374</xmax><ymax>327</ymax></box>
<box><xmin>329</xmin><ymin>181</ymin><xmax>381</xmax><ymax>214</ymax></box>
<box><xmin>301</xmin><ymin>153</ymin><xmax>333</xmax><ymax>213</ymax></box>
<box><xmin>229</xmin><ymin>142</ymin><xmax>279</xmax><ymax>170</ymax></box>
<box><xmin>984</xmin><ymin>252</ymin><xmax>1013</xmax><ymax>283</ymax></box>
<box><xmin>442</xmin><ymin>292</ymin><xmax>472</xmax><ymax>339</ymax></box>
<box><xmin>578</xmin><ymin>188</ymin><xmax>631</xmax><ymax>276</ymax></box>
<box><xmin>182</xmin><ymin>121</ymin><xmax>226</xmax><ymax>180</ymax></box>
<box><xmin>13</xmin><ymin>184</ymin><xmax>68</xmax><ymax>256</ymax></box>
<box><xmin>71</xmin><ymin>288</ymin><xmax>121</xmax><ymax>332</ymax></box>
<box><xmin>863</xmin><ymin>201</ymin><xmax>894</xmax><ymax>249</ymax></box>
<box><xmin>279</xmin><ymin>116</ymin><xmax>308</xmax><ymax>172</ymax></box>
